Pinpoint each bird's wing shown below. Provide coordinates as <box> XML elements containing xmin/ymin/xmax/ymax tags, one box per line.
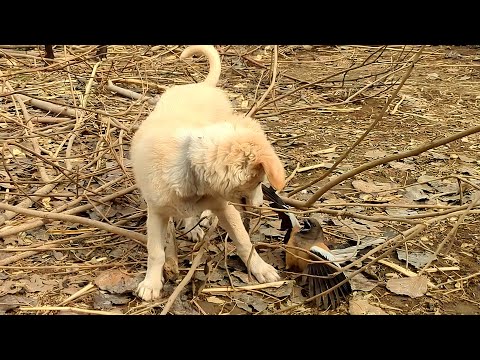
<box><xmin>306</xmin><ymin>247</ymin><xmax>352</xmax><ymax>310</ymax></box>
<box><xmin>310</xmin><ymin>245</ymin><xmax>338</xmax><ymax>264</ymax></box>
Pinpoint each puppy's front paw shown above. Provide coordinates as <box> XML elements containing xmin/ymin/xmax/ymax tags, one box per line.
<box><xmin>136</xmin><ymin>278</ymin><xmax>163</xmax><ymax>301</ymax></box>
<box><xmin>250</xmin><ymin>260</ymin><xmax>281</xmax><ymax>283</ymax></box>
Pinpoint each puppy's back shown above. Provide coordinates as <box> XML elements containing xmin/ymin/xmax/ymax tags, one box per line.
<box><xmin>150</xmin><ymin>83</ymin><xmax>233</xmax><ymax>128</ymax></box>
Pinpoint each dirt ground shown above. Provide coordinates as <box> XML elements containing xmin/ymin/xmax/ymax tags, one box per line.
<box><xmin>0</xmin><ymin>45</ymin><xmax>479</xmax><ymax>315</ymax></box>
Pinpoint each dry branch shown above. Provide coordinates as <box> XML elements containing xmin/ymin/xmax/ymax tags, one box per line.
<box><xmin>201</xmin><ymin>280</ymin><xmax>292</xmax><ymax>293</ymax></box>
<box><xmin>106</xmin><ymin>80</ymin><xmax>158</xmax><ymax>105</ymax></box>
<box><xmin>0</xmin><ymin>202</ymin><xmax>146</xmax><ymax>245</ymax></box>
<box><xmin>18</xmin><ymin>306</ymin><xmax>118</xmax><ymax>315</ymax></box>
<box><xmin>283</xmin><ymin>123</ymin><xmax>480</xmax><ymax>208</ymax></box>
<box><xmin>5</xmin><ymin>93</ymin><xmax>80</xmax><ymax>117</ymax></box>
<box><xmin>0</xmin><ymin>179</ymin><xmax>133</xmax><ymax>238</ymax></box>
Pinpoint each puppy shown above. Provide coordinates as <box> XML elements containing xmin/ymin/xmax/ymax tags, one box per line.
<box><xmin>131</xmin><ymin>45</ymin><xmax>286</xmax><ymax>301</ymax></box>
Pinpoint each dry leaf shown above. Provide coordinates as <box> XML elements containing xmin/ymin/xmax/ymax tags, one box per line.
<box><xmin>93</xmin><ymin>292</ymin><xmax>130</xmax><ymax>310</ymax></box>
<box><xmin>41</xmin><ymin>197</ymin><xmax>52</xmax><ymax>210</ymax></box>
<box><xmin>404</xmin><ymin>185</ymin><xmax>429</xmax><ymax>201</ymax></box>
<box><xmin>430</xmin><ymin>152</ymin><xmax>449</xmax><ymax>160</ymax></box>
<box><xmin>206</xmin><ymin>296</ymin><xmax>225</xmax><ymax>304</ymax></box>
<box><xmin>310</xmin><ymin>146</ymin><xmax>337</xmax><ymax>155</ymax></box>
<box><xmin>232</xmin><ymin>293</ymin><xmax>268</xmax><ymax>312</ymax></box>
<box><xmin>364</xmin><ymin>150</ymin><xmax>387</xmax><ymax>159</ymax></box>
<box><xmin>396</xmin><ymin>249</ymin><xmax>437</xmax><ymax>269</ymax></box>
<box><xmin>195</xmin><ymin>267</ymin><xmax>226</xmax><ymax>283</ymax></box>
<box><xmin>0</xmin><ymin>295</ymin><xmax>36</xmax><ymax>314</ymax></box>
<box><xmin>389</xmin><ymin>161</ymin><xmax>416</xmax><ymax>171</ymax></box>
<box><xmin>20</xmin><ymin>275</ymin><xmax>56</xmax><ymax>293</ymax></box>
<box><xmin>262</xmin><ymin>281</ymin><xmax>294</xmax><ymax>297</ymax></box>
<box><xmin>352</xmin><ymin>180</ymin><xmax>394</xmax><ymax>194</ymax></box>
<box><xmin>349</xmin><ymin>298</ymin><xmax>387</xmax><ymax>315</ymax></box>
<box><xmin>26</xmin><ymin>229</ymin><xmax>49</xmax><ymax>241</ymax></box>
<box><xmin>94</xmin><ymin>269</ymin><xmax>141</xmax><ymax>294</ymax></box>
<box><xmin>459</xmin><ymin>155</ymin><xmax>475</xmax><ymax>163</ymax></box>
<box><xmin>386</xmin><ymin>276</ymin><xmax>428</xmax><ymax>298</ymax></box>
<box><xmin>230</xmin><ymin>270</ymin><xmax>253</xmax><ymax>284</ymax></box>
<box><xmin>0</xmin><ymin>280</ymin><xmax>22</xmax><ymax>296</ymax></box>
<box><xmin>385</xmin><ymin>208</ymin><xmax>417</xmax><ymax>217</ymax></box>
<box><xmin>347</xmin><ymin>272</ymin><xmax>379</xmax><ymax>292</ymax></box>
<box><xmin>259</xmin><ymin>227</ymin><xmax>284</xmax><ymax>238</ymax></box>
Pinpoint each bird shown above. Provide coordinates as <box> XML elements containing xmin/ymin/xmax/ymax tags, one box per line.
<box><xmin>262</xmin><ymin>184</ymin><xmax>352</xmax><ymax>310</ymax></box>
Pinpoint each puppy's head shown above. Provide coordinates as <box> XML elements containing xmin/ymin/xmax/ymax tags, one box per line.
<box><xmin>211</xmin><ymin>123</ymin><xmax>285</xmax><ymax>206</ymax></box>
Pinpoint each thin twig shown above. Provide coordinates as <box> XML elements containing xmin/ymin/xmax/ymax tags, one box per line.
<box><xmin>246</xmin><ymin>45</ymin><xmax>278</xmax><ymax>117</ymax></box>
<box><xmin>160</xmin><ymin>217</ymin><xmax>219</xmax><ymax>315</ymax></box>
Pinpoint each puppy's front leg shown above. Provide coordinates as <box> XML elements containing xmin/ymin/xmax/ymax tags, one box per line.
<box><xmin>214</xmin><ymin>204</ymin><xmax>280</xmax><ymax>283</ymax></box>
<box><xmin>137</xmin><ymin>207</ymin><xmax>169</xmax><ymax>301</ymax></box>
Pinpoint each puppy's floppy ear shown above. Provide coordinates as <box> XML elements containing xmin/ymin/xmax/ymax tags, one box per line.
<box><xmin>257</xmin><ymin>150</ymin><xmax>286</xmax><ymax>191</ymax></box>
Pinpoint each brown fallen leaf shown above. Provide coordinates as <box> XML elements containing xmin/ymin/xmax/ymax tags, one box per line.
<box><xmin>404</xmin><ymin>185</ymin><xmax>430</xmax><ymax>201</ymax></box>
<box><xmin>0</xmin><ymin>280</ymin><xmax>22</xmax><ymax>296</ymax></box>
<box><xmin>0</xmin><ymin>295</ymin><xmax>36</xmax><ymax>314</ymax></box>
<box><xmin>20</xmin><ymin>274</ymin><xmax>56</xmax><ymax>293</ymax></box>
<box><xmin>263</xmin><ymin>280</ymin><xmax>294</xmax><ymax>297</ymax></box>
<box><xmin>385</xmin><ymin>208</ymin><xmax>417</xmax><ymax>217</ymax></box>
<box><xmin>259</xmin><ymin>227</ymin><xmax>284</xmax><ymax>238</ymax></box>
<box><xmin>386</xmin><ymin>276</ymin><xmax>428</xmax><ymax>298</ymax></box>
<box><xmin>94</xmin><ymin>269</ymin><xmax>141</xmax><ymax>294</ymax></box>
<box><xmin>349</xmin><ymin>297</ymin><xmax>387</xmax><ymax>315</ymax></box>
<box><xmin>458</xmin><ymin>154</ymin><xmax>475</xmax><ymax>163</ymax></box>
<box><xmin>230</xmin><ymin>270</ymin><xmax>253</xmax><ymax>285</ymax></box>
<box><xmin>194</xmin><ymin>267</ymin><xmax>226</xmax><ymax>282</ymax></box>
<box><xmin>347</xmin><ymin>272</ymin><xmax>379</xmax><ymax>292</ymax></box>
<box><xmin>93</xmin><ymin>291</ymin><xmax>131</xmax><ymax>310</ymax></box>
<box><xmin>396</xmin><ymin>249</ymin><xmax>437</xmax><ymax>269</ymax></box>
<box><xmin>205</xmin><ymin>296</ymin><xmax>225</xmax><ymax>305</ymax></box>
<box><xmin>310</xmin><ymin>145</ymin><xmax>338</xmax><ymax>155</ymax></box>
<box><xmin>389</xmin><ymin>161</ymin><xmax>416</xmax><ymax>171</ymax></box>
<box><xmin>364</xmin><ymin>150</ymin><xmax>387</xmax><ymax>159</ymax></box>
<box><xmin>352</xmin><ymin>180</ymin><xmax>394</xmax><ymax>194</ymax></box>
<box><xmin>232</xmin><ymin>293</ymin><xmax>268</xmax><ymax>313</ymax></box>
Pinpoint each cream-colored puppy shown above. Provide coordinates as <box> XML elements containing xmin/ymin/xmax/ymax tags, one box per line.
<box><xmin>131</xmin><ymin>45</ymin><xmax>286</xmax><ymax>301</ymax></box>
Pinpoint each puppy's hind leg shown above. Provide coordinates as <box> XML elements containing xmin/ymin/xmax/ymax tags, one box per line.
<box><xmin>136</xmin><ymin>206</ymin><xmax>169</xmax><ymax>301</ymax></box>
<box><xmin>214</xmin><ymin>204</ymin><xmax>280</xmax><ymax>283</ymax></box>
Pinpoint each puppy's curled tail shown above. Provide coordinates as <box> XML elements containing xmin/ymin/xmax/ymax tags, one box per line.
<box><xmin>180</xmin><ymin>45</ymin><xmax>221</xmax><ymax>87</ymax></box>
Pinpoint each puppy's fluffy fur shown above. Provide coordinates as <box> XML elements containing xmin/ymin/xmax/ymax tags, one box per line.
<box><xmin>131</xmin><ymin>45</ymin><xmax>285</xmax><ymax>301</ymax></box>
